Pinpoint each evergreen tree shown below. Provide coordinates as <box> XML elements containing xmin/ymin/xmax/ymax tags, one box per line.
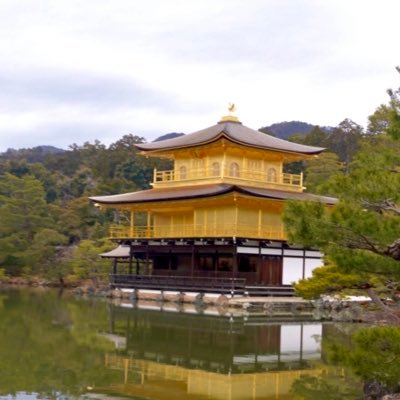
<box><xmin>284</xmin><ymin>132</ymin><xmax>400</xmax><ymax>312</ymax></box>
<box><xmin>0</xmin><ymin>174</ymin><xmax>58</xmax><ymax>274</ymax></box>
<box><xmin>367</xmin><ymin>104</ymin><xmax>391</xmax><ymax>135</ymax></box>
<box><xmin>387</xmin><ymin>66</ymin><xmax>400</xmax><ymax>140</ymax></box>
<box><xmin>303</xmin><ymin>152</ymin><xmax>343</xmax><ymax>193</ymax></box>
<box><xmin>326</xmin><ymin>119</ymin><xmax>363</xmax><ymax>174</ymax></box>
<box><xmin>302</xmin><ymin>126</ymin><xmax>329</xmax><ymax>147</ymax></box>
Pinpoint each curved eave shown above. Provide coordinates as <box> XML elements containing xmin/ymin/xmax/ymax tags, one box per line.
<box><xmin>136</xmin><ymin>122</ymin><xmax>324</xmax><ymax>156</ymax></box>
<box><xmin>89</xmin><ymin>184</ymin><xmax>337</xmax><ymax>206</ymax></box>
<box><xmin>136</xmin><ymin>133</ymin><xmax>226</xmax><ymax>157</ymax></box>
<box><xmin>236</xmin><ymin>185</ymin><xmax>338</xmax><ymax>205</ymax></box>
<box><xmin>89</xmin><ymin>184</ymin><xmax>233</xmax><ymax>205</ymax></box>
<box><xmin>139</xmin><ymin>133</ymin><xmax>324</xmax><ymax>158</ymax></box>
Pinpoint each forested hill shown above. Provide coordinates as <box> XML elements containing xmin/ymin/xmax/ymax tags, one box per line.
<box><xmin>0</xmin><ymin>145</ymin><xmax>65</xmax><ymax>163</ymax></box>
<box><xmin>259</xmin><ymin>121</ymin><xmax>333</xmax><ymax>139</ymax></box>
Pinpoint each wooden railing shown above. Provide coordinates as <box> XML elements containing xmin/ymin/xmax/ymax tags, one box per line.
<box><xmin>110</xmin><ymin>274</ymin><xmax>246</xmax><ymax>295</ymax></box>
<box><xmin>109</xmin><ymin>223</ymin><xmax>286</xmax><ymax>240</ymax></box>
<box><xmin>153</xmin><ymin>167</ymin><xmax>303</xmax><ymax>190</ymax></box>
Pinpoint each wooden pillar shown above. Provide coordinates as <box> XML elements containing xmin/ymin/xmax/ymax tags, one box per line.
<box><xmin>204</xmin><ymin>210</ymin><xmax>207</xmax><ymax>236</ymax></box>
<box><xmin>257</xmin><ymin>208</ymin><xmax>262</xmax><ymax>238</ymax></box>
<box><xmin>128</xmin><ymin>245</ymin><xmax>133</xmax><ymax>275</ymax></box>
<box><xmin>232</xmin><ymin>244</ymin><xmax>238</xmax><ymax>279</ymax></box>
<box><xmin>136</xmin><ymin>257</ymin><xmax>140</xmax><ymax>275</ymax></box>
<box><xmin>214</xmin><ymin>209</ymin><xmax>217</xmax><ymax>236</ymax></box>
<box><xmin>112</xmin><ymin>258</ymin><xmax>117</xmax><ymax>275</ymax></box>
<box><xmin>257</xmin><ymin>245</ymin><xmax>262</xmax><ymax>284</ymax></box>
<box><xmin>147</xmin><ymin>211</ymin><xmax>151</xmax><ymax>237</ymax></box>
<box><xmin>124</xmin><ymin>358</ymin><xmax>129</xmax><ymax>384</ymax></box>
<box><xmin>145</xmin><ymin>243</ymin><xmax>150</xmax><ymax>275</ymax></box>
<box><xmin>168</xmin><ymin>249</ymin><xmax>172</xmax><ymax>271</ymax></box>
<box><xmin>234</xmin><ymin>197</ymin><xmax>238</xmax><ymax>235</ymax></box>
<box><xmin>193</xmin><ymin>209</ymin><xmax>197</xmax><ymax>237</ymax></box>
<box><xmin>130</xmin><ymin>210</ymin><xmax>135</xmax><ymax>237</ymax></box>
<box><xmin>191</xmin><ymin>245</ymin><xmax>195</xmax><ymax>277</ymax></box>
<box><xmin>275</xmin><ymin>373</ymin><xmax>280</xmax><ymax>400</ymax></box>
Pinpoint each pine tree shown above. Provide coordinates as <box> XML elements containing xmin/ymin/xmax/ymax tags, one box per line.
<box><xmin>284</xmin><ymin>122</ymin><xmax>400</xmax><ymax>313</ymax></box>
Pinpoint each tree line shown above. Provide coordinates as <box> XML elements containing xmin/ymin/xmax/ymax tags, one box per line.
<box><xmin>0</xmin><ymin>134</ymin><xmax>170</xmax><ymax>284</ymax></box>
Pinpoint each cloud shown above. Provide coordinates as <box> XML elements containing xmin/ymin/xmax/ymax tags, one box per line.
<box><xmin>0</xmin><ymin>68</ymin><xmax>178</xmax><ymax>112</ymax></box>
<box><xmin>0</xmin><ymin>0</ymin><xmax>399</xmax><ymax>152</ymax></box>
<box><xmin>0</xmin><ymin>112</ymin><xmax>153</xmax><ymax>151</ymax></box>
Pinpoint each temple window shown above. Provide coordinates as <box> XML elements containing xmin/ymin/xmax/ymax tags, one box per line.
<box><xmin>179</xmin><ymin>165</ymin><xmax>187</xmax><ymax>180</ymax></box>
<box><xmin>193</xmin><ymin>158</ymin><xmax>204</xmax><ymax>169</ymax></box>
<box><xmin>229</xmin><ymin>162</ymin><xmax>240</xmax><ymax>177</ymax></box>
<box><xmin>211</xmin><ymin>162</ymin><xmax>220</xmax><ymax>176</ymax></box>
<box><xmin>192</xmin><ymin>158</ymin><xmax>204</xmax><ymax>178</ymax></box>
<box><xmin>248</xmin><ymin>160</ymin><xmax>261</xmax><ymax>170</ymax></box>
<box><xmin>267</xmin><ymin>167</ymin><xmax>277</xmax><ymax>182</ymax></box>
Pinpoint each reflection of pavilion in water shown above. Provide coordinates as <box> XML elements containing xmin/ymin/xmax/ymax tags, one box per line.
<box><xmin>101</xmin><ymin>305</ymin><xmax>325</xmax><ymax>399</ymax></box>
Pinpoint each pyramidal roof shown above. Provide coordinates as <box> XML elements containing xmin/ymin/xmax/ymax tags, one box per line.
<box><xmin>136</xmin><ymin>118</ymin><xmax>324</xmax><ymax>155</ymax></box>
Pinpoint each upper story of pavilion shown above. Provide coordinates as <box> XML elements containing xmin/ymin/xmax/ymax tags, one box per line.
<box><xmin>136</xmin><ymin>113</ymin><xmax>324</xmax><ymax>193</ymax></box>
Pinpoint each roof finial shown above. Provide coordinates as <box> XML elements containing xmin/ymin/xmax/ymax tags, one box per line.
<box><xmin>219</xmin><ymin>102</ymin><xmax>240</xmax><ymax>123</ymax></box>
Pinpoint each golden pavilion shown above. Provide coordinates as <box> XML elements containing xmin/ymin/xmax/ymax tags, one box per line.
<box><xmin>90</xmin><ymin>109</ymin><xmax>336</xmax><ymax>294</ymax></box>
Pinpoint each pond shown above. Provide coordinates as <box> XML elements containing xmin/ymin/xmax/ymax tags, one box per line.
<box><xmin>0</xmin><ymin>288</ymin><xmax>363</xmax><ymax>399</ymax></box>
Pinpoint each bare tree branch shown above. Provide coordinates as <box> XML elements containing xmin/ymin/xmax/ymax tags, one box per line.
<box><xmin>325</xmin><ymin>223</ymin><xmax>400</xmax><ymax>265</ymax></box>
<box><xmin>366</xmin><ymin>287</ymin><xmax>400</xmax><ymax>323</ymax></box>
<box><xmin>361</xmin><ymin>199</ymin><xmax>400</xmax><ymax>215</ymax></box>
<box><xmin>386</xmin><ymin>239</ymin><xmax>400</xmax><ymax>260</ymax></box>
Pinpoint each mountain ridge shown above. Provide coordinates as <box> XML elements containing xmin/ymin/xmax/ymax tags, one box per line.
<box><xmin>259</xmin><ymin>121</ymin><xmax>334</xmax><ymax>139</ymax></box>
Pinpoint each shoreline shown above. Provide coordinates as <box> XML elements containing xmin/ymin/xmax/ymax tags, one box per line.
<box><xmin>1</xmin><ymin>279</ymin><xmax>392</xmax><ymax>324</ymax></box>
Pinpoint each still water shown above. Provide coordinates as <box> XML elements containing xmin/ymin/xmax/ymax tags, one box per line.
<box><xmin>0</xmin><ymin>289</ymin><xmax>362</xmax><ymax>399</ymax></box>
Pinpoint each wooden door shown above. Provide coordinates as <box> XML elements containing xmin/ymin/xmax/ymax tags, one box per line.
<box><xmin>259</xmin><ymin>256</ymin><xmax>283</xmax><ymax>285</ymax></box>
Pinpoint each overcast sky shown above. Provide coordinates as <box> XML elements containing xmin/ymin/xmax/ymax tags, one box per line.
<box><xmin>0</xmin><ymin>0</ymin><xmax>399</xmax><ymax>151</ymax></box>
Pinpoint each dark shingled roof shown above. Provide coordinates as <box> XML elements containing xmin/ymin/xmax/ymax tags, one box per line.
<box><xmin>90</xmin><ymin>184</ymin><xmax>337</xmax><ymax>205</ymax></box>
<box><xmin>136</xmin><ymin>120</ymin><xmax>324</xmax><ymax>155</ymax></box>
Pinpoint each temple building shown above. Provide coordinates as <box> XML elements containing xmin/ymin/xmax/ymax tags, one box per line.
<box><xmin>90</xmin><ymin>110</ymin><xmax>336</xmax><ymax>294</ymax></box>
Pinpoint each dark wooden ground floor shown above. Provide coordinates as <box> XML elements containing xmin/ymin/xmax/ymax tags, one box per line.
<box><xmin>103</xmin><ymin>238</ymin><xmax>322</xmax><ymax>293</ymax></box>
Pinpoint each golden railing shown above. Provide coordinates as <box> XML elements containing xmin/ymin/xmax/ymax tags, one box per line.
<box><xmin>153</xmin><ymin>167</ymin><xmax>303</xmax><ymax>190</ymax></box>
<box><xmin>104</xmin><ymin>354</ymin><xmax>325</xmax><ymax>399</ymax></box>
<box><xmin>109</xmin><ymin>223</ymin><xmax>286</xmax><ymax>240</ymax></box>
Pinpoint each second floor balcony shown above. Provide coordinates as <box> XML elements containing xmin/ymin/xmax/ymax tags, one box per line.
<box><xmin>109</xmin><ymin>222</ymin><xmax>286</xmax><ymax>241</ymax></box>
<box><xmin>152</xmin><ymin>165</ymin><xmax>303</xmax><ymax>192</ymax></box>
